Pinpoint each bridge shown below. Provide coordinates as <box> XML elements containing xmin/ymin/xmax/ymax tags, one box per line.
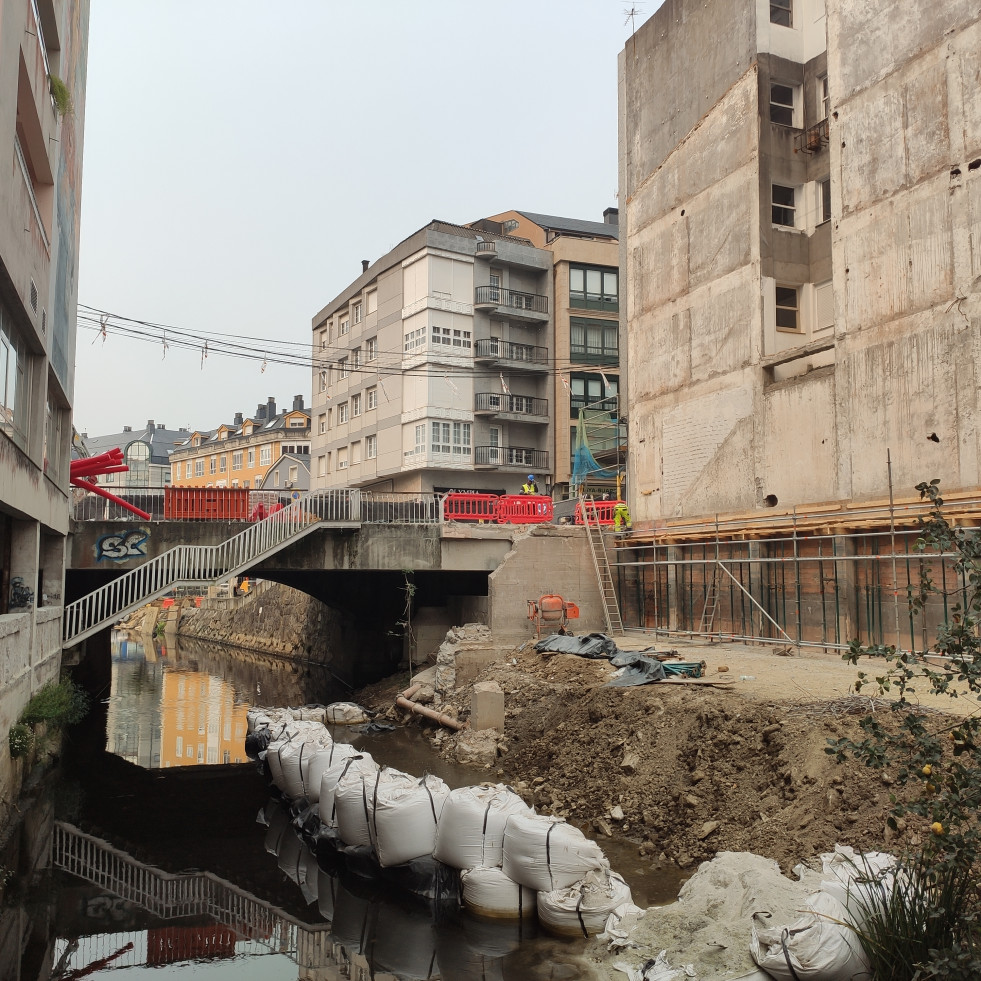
<box><xmin>66</xmin><ymin>488</ymin><xmax>614</xmax><ymax>663</ymax></box>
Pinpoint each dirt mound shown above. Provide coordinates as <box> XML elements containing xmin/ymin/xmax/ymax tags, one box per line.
<box><xmin>360</xmin><ymin>641</ymin><xmax>932</xmax><ymax>874</ymax></box>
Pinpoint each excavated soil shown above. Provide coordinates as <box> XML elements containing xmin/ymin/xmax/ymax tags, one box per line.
<box><xmin>358</xmin><ymin>637</ymin><xmax>968</xmax><ymax>876</ymax></box>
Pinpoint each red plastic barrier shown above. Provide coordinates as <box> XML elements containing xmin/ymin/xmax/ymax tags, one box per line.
<box><xmin>443</xmin><ymin>493</ymin><xmax>499</xmax><ymax>522</ymax></box>
<box><xmin>164</xmin><ymin>486</ymin><xmax>251</xmax><ymax>520</ymax></box>
<box><xmin>494</xmin><ymin>495</ymin><xmax>553</xmax><ymax>524</ymax></box>
<box><xmin>574</xmin><ymin>499</ymin><xmax>618</xmax><ymax>525</ymax></box>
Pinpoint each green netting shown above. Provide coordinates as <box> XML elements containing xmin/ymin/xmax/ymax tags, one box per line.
<box><xmin>571</xmin><ymin>409</ymin><xmax>619</xmax><ymax>494</ymax></box>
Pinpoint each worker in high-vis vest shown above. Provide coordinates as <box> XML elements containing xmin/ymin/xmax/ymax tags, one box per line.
<box><xmin>521</xmin><ymin>474</ymin><xmax>539</xmax><ymax>495</ymax></box>
<box><xmin>613</xmin><ymin>501</ymin><xmax>631</xmax><ymax>532</ymax></box>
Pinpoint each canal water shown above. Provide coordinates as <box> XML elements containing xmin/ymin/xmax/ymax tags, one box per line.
<box><xmin>3</xmin><ymin>631</ymin><xmax>682</xmax><ymax>980</ymax></box>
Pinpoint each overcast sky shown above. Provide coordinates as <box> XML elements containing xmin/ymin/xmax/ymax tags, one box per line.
<box><xmin>73</xmin><ymin>0</ymin><xmax>659</xmax><ymax>437</ymax></box>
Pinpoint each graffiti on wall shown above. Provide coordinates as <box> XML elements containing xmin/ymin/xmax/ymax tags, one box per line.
<box><xmin>95</xmin><ymin>529</ymin><xmax>149</xmax><ymax>562</ymax></box>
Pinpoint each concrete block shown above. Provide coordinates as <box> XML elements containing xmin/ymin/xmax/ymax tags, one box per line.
<box><xmin>455</xmin><ymin>649</ymin><xmax>499</xmax><ymax>687</ymax></box>
<box><xmin>471</xmin><ymin>681</ymin><xmax>505</xmax><ymax>731</ymax></box>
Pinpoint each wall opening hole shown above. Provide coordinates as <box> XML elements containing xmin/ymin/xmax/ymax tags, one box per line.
<box><xmin>763</xmin><ymin>494</ymin><xmax>779</xmax><ymax>508</ymax></box>
<box><xmin>680</xmin><ymin>209</ymin><xmax>686</xmax><ymax>216</ymax></box>
<box><xmin>969</xmin><ymin>159</ymin><xmax>981</xmax><ymax>171</ymax></box>
<box><xmin>950</xmin><ymin>168</ymin><xmax>962</xmax><ymax>177</ymax></box>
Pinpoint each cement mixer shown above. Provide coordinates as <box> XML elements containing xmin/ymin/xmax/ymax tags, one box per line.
<box><xmin>527</xmin><ymin>594</ymin><xmax>579</xmax><ymax>637</ymax></box>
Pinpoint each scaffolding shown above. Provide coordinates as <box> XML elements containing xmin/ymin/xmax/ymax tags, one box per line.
<box><xmin>611</xmin><ymin>495</ymin><xmax>981</xmax><ymax>653</ymax></box>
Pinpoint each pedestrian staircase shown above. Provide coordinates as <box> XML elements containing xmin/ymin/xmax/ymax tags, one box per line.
<box><xmin>580</xmin><ymin>497</ymin><xmax>624</xmax><ymax>636</ymax></box>
<box><xmin>63</xmin><ymin>490</ymin><xmax>360</xmax><ymax>648</ymax></box>
<box><xmin>698</xmin><ymin>564</ymin><xmax>721</xmax><ymax>634</ymax></box>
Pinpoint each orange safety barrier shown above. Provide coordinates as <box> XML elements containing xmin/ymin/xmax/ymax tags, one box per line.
<box><xmin>575</xmin><ymin>499</ymin><xmax>618</xmax><ymax>525</ymax></box>
<box><xmin>494</xmin><ymin>495</ymin><xmax>553</xmax><ymax>524</ymax></box>
<box><xmin>165</xmin><ymin>486</ymin><xmax>251</xmax><ymax>520</ymax></box>
<box><xmin>443</xmin><ymin>493</ymin><xmax>499</xmax><ymax>522</ymax></box>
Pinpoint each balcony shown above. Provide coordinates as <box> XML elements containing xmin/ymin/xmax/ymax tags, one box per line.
<box><xmin>474</xmin><ymin>393</ymin><xmax>549</xmax><ymax>422</ymax></box>
<box><xmin>794</xmin><ymin>118</ymin><xmax>829</xmax><ymax>154</ymax></box>
<box><xmin>474</xmin><ymin>240</ymin><xmax>497</xmax><ymax>260</ymax></box>
<box><xmin>474</xmin><ymin>286</ymin><xmax>549</xmax><ymax>323</ymax></box>
<box><xmin>474</xmin><ymin>338</ymin><xmax>549</xmax><ymax>371</ymax></box>
<box><xmin>474</xmin><ymin>445</ymin><xmax>549</xmax><ymax>471</ymax></box>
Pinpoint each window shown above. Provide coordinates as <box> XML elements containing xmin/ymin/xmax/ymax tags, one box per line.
<box><xmin>317</xmin><ymin>454</ymin><xmax>327</xmax><ymax>477</ymax></box>
<box><xmin>338</xmin><ymin>402</ymin><xmax>349</xmax><ymax>424</ymax></box>
<box><xmin>365</xmin><ymin>337</ymin><xmax>377</xmax><ymax>361</ymax></box>
<box><xmin>367</xmin><ymin>290</ymin><xmax>377</xmax><ymax>314</ymax></box>
<box><xmin>775</xmin><ymin>285</ymin><xmax>800</xmax><ymax>331</ymax></box>
<box><xmin>247</xmin><ymin>448</ymin><xmax>255</xmax><ymax>467</ymax></box>
<box><xmin>570</xmin><ymin>372</ymin><xmax>618</xmax><ymax>415</ymax></box>
<box><xmin>405</xmin><ymin>423</ymin><xmax>426</xmax><ymax>457</ymax></box>
<box><xmin>289</xmin><ymin>416</ymin><xmax>306</xmax><ymax>428</ymax></box>
<box><xmin>288</xmin><ymin>465</ymin><xmax>298</xmax><ymax>483</ymax></box>
<box><xmin>431</xmin><ymin>421</ymin><xmax>471</xmax><ymax>455</ymax></box>
<box><xmin>339</xmin><ymin>357</ymin><xmax>349</xmax><ymax>378</ymax></box>
<box><xmin>273</xmin><ymin>470</ymin><xmax>280</xmax><ymax>487</ymax></box>
<box><xmin>770</xmin><ymin>83</ymin><xmax>795</xmax><ymax>126</ymax></box>
<box><xmin>352</xmin><ymin>393</ymin><xmax>362</xmax><ymax>417</ymax></box>
<box><xmin>366</xmin><ymin>387</ymin><xmax>377</xmax><ymax>410</ymax></box>
<box><xmin>772</xmin><ymin>184</ymin><xmax>796</xmax><ymax>227</ymax></box>
<box><xmin>453</xmin><ymin>422</ymin><xmax>472</xmax><ymax>455</ymax></box>
<box><xmin>820</xmin><ymin>179</ymin><xmax>832</xmax><ymax>223</ymax></box>
<box><xmin>819</xmin><ymin>74</ymin><xmax>830</xmax><ymax>120</ymax></box>
<box><xmin>337</xmin><ymin>447</ymin><xmax>348</xmax><ymax>469</ymax></box>
<box><xmin>770</xmin><ymin>0</ymin><xmax>792</xmax><ymax>27</ymax></box>
<box><xmin>340</xmin><ymin>318</ymin><xmax>350</xmax><ymax>336</ymax></box>
<box><xmin>570</xmin><ymin>265</ymin><xmax>618</xmax><ymax>311</ymax></box>
<box><xmin>404</xmin><ymin>326</ymin><xmax>426</xmax><ymax>351</ymax></box>
<box><xmin>320</xmin><ymin>330</ymin><xmax>328</xmax><ymax>350</ymax></box>
<box><xmin>185</xmin><ymin>461</ymin><xmax>192</xmax><ymax>478</ymax></box>
<box><xmin>327</xmin><ymin>407</ymin><xmax>333</xmax><ymax>429</ymax></box>
<box><xmin>209</xmin><ymin>455</ymin><xmax>217</xmax><ymax>475</ymax></box>
<box><xmin>352</xmin><ymin>347</ymin><xmax>361</xmax><ymax>369</ymax></box>
<box><xmin>432</xmin><ymin>325</ymin><xmax>472</xmax><ymax>348</ymax></box>
<box><xmin>195</xmin><ymin>460</ymin><xmax>205</xmax><ymax>477</ymax></box>
<box><xmin>353</xmin><ymin>302</ymin><xmax>363</xmax><ymax>324</ymax></box>
<box><xmin>318</xmin><ymin>413</ymin><xmax>327</xmax><ymax>434</ymax></box>
<box><xmin>232</xmin><ymin>451</ymin><xmax>242</xmax><ymax>470</ymax></box>
<box><xmin>219</xmin><ymin>455</ymin><xmax>227</xmax><ymax>472</ymax></box>
<box><xmin>260</xmin><ymin>446</ymin><xmax>272</xmax><ymax>466</ymax></box>
<box><xmin>351</xmin><ymin>441</ymin><xmax>362</xmax><ymax>465</ymax></box>
<box><xmin>319</xmin><ymin>369</ymin><xmax>329</xmax><ymax>393</ymax></box>
<box><xmin>366</xmin><ymin>434</ymin><xmax>377</xmax><ymax>459</ymax></box>
<box><xmin>570</xmin><ymin>317</ymin><xmax>619</xmax><ymax>362</ymax></box>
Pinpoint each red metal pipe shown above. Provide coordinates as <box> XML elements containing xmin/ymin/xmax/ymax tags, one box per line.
<box><xmin>71</xmin><ymin>477</ymin><xmax>151</xmax><ymax>520</ymax></box>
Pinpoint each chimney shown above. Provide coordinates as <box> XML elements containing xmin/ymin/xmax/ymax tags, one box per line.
<box><xmin>147</xmin><ymin>419</ymin><xmax>154</xmax><ymax>429</ymax></box>
<box><xmin>267</xmin><ymin>396</ymin><xmax>277</xmax><ymax>418</ymax></box>
<box><xmin>81</xmin><ymin>432</ymin><xmax>87</xmax><ymax>438</ymax></box>
<box><xmin>361</xmin><ymin>259</ymin><xmax>369</xmax><ymax>273</ymax></box>
<box><xmin>603</xmin><ymin>207</ymin><xmax>619</xmax><ymax>225</ymax></box>
<box><xmin>293</xmin><ymin>394</ymin><xmax>304</xmax><ymax>411</ymax></box>
<box><xmin>123</xmin><ymin>426</ymin><xmax>132</xmax><ymax>432</ymax></box>
<box><xmin>256</xmin><ymin>403</ymin><xmax>267</xmax><ymax>421</ymax></box>
<box><xmin>234</xmin><ymin>411</ymin><xmax>243</xmax><ymax>425</ymax></box>
<box><xmin>157</xmin><ymin>423</ymin><xmax>164</xmax><ymax>429</ymax></box>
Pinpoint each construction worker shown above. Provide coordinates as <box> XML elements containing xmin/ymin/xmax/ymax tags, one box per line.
<box><xmin>521</xmin><ymin>474</ymin><xmax>539</xmax><ymax>495</ymax></box>
<box><xmin>613</xmin><ymin>501</ymin><xmax>631</xmax><ymax>533</ymax></box>
<box><xmin>240</xmin><ymin>576</ymin><xmax>250</xmax><ymax>595</ymax></box>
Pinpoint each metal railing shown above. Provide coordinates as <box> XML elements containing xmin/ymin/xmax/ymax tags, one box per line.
<box><xmin>359</xmin><ymin>491</ymin><xmax>442</xmax><ymax>524</ymax></box>
<box><xmin>473</xmin><ymin>445</ymin><xmax>549</xmax><ymax>469</ymax></box>
<box><xmin>475</xmin><ymin>240</ymin><xmax>497</xmax><ymax>255</ymax></box>
<box><xmin>474</xmin><ymin>286</ymin><xmax>549</xmax><ymax>314</ymax></box>
<box><xmin>474</xmin><ymin>392</ymin><xmax>549</xmax><ymax>417</ymax></box>
<box><xmin>63</xmin><ymin>490</ymin><xmax>360</xmax><ymax>646</ymax></box>
<box><xmin>474</xmin><ymin>338</ymin><xmax>549</xmax><ymax>364</ymax></box>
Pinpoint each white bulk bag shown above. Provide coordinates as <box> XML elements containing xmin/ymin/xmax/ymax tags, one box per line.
<box><xmin>502</xmin><ymin>813</ymin><xmax>608</xmax><ymax>892</ymax></box>
<box><xmin>303</xmin><ymin>742</ymin><xmax>358</xmax><ymax>805</ymax></box>
<box><xmin>265</xmin><ymin>721</ymin><xmax>328</xmax><ymax>792</ymax></box>
<box><xmin>325</xmin><ymin>701</ymin><xmax>373</xmax><ymax>725</ymax></box>
<box><xmin>279</xmin><ymin>734</ymin><xmax>332</xmax><ymax>801</ymax></box>
<box><xmin>373</xmin><ymin>773</ymin><xmax>450</xmax><ymax>868</ymax></box>
<box><xmin>750</xmin><ymin>890</ymin><xmax>871</xmax><ymax>981</ymax></box>
<box><xmin>461</xmin><ymin>866</ymin><xmax>537</xmax><ymax>919</ymax></box>
<box><xmin>434</xmin><ymin>784</ymin><xmax>533</xmax><ymax>870</ymax></box>
<box><xmin>318</xmin><ymin>752</ymin><xmax>376</xmax><ymax>828</ymax></box>
<box><xmin>537</xmin><ymin>869</ymin><xmax>634</xmax><ymax>937</ymax></box>
<box><xmin>335</xmin><ymin>766</ymin><xmax>413</xmax><ymax>847</ymax></box>
<box><xmin>296</xmin><ymin>704</ymin><xmax>327</xmax><ymax>723</ymax></box>
<box><xmin>819</xmin><ymin>845</ymin><xmax>897</xmax><ymax>931</ymax></box>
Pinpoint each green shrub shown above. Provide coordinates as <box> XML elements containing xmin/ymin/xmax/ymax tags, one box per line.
<box><xmin>8</xmin><ymin>723</ymin><xmax>33</xmax><ymax>759</ymax></box>
<box><xmin>20</xmin><ymin>679</ymin><xmax>89</xmax><ymax>728</ymax></box>
<box><xmin>47</xmin><ymin>74</ymin><xmax>73</xmax><ymax>116</ymax></box>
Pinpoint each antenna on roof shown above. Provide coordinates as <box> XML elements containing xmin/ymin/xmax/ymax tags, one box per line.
<box><xmin>623</xmin><ymin>5</ymin><xmax>643</xmax><ymax>33</ymax></box>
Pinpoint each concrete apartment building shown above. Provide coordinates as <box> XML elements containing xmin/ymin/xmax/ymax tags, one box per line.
<box><xmin>169</xmin><ymin>396</ymin><xmax>311</xmax><ymax>489</ymax></box>
<box><xmin>311</xmin><ymin>213</ymin><xmax>620</xmax><ymax>499</ymax></box>
<box><xmin>619</xmin><ymin>0</ymin><xmax>980</xmax><ymax>524</ymax></box>
<box><xmin>0</xmin><ymin>0</ymin><xmax>89</xmax><ymax>822</ymax></box>
<box><xmin>81</xmin><ymin>421</ymin><xmax>189</xmax><ymax>487</ymax></box>
<box><xmin>616</xmin><ymin>0</ymin><xmax>981</xmax><ymax>648</ymax></box>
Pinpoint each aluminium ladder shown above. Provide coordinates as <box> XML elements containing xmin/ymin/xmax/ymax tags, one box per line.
<box><xmin>698</xmin><ymin>565</ymin><xmax>721</xmax><ymax>634</ymax></box>
<box><xmin>580</xmin><ymin>497</ymin><xmax>624</xmax><ymax>636</ymax></box>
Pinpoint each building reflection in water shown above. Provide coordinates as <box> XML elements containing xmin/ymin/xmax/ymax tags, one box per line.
<box><xmin>106</xmin><ymin>632</ymin><xmax>251</xmax><ymax>769</ymax></box>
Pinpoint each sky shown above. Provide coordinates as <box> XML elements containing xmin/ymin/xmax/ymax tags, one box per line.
<box><xmin>73</xmin><ymin>0</ymin><xmax>659</xmax><ymax>437</ymax></box>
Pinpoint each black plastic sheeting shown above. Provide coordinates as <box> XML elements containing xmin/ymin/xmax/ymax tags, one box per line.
<box><xmin>534</xmin><ymin>633</ymin><xmax>688</xmax><ymax>687</ymax></box>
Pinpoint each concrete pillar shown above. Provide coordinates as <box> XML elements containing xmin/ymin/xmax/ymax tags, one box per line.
<box><xmin>746</xmin><ymin>541</ymin><xmax>765</xmax><ymax>638</ymax></box>
<box><xmin>9</xmin><ymin>520</ymin><xmax>39</xmax><ymax>610</ymax></box>
<box><xmin>834</xmin><ymin>533</ymin><xmax>859</xmax><ymax>644</ymax></box>
<box><xmin>471</xmin><ymin>681</ymin><xmax>505</xmax><ymax>731</ymax></box>
<box><xmin>38</xmin><ymin>533</ymin><xmax>64</xmax><ymax>607</ymax></box>
<box><xmin>666</xmin><ymin>546</ymin><xmax>682</xmax><ymax>631</ymax></box>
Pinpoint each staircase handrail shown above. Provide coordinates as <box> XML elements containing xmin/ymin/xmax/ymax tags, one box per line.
<box><xmin>63</xmin><ymin>489</ymin><xmax>360</xmax><ymax>646</ymax></box>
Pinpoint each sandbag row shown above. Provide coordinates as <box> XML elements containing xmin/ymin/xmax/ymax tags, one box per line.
<box><xmin>248</xmin><ymin>705</ymin><xmax>633</xmax><ymax>935</ymax></box>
